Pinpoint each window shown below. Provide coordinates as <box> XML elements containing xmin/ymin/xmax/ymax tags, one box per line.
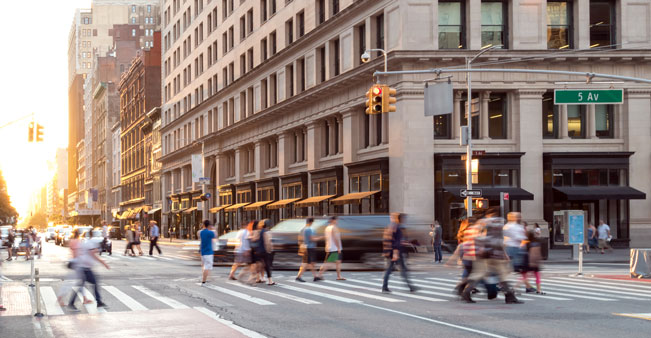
<box><xmin>132</xmin><ymin>5</ymin><xmax>136</xmax><ymax>13</ymax></box>
<box><xmin>358</xmin><ymin>24</ymin><xmax>366</xmax><ymax>63</ymax></box>
<box><xmin>286</xmin><ymin>64</ymin><xmax>294</xmax><ymax>97</ymax></box>
<box><xmin>270</xmin><ymin>0</ymin><xmax>276</xmax><ymax>15</ymax></box>
<box><xmin>261</xmin><ymin>0</ymin><xmax>267</xmax><ymax>22</ymax></box>
<box><xmin>547</xmin><ymin>1</ymin><xmax>572</xmax><ymax>49</ymax></box>
<box><xmin>332</xmin><ymin>0</ymin><xmax>339</xmax><ymax>15</ymax></box>
<box><xmin>375</xmin><ymin>14</ymin><xmax>384</xmax><ymax>51</ymax></box>
<box><xmin>439</xmin><ymin>1</ymin><xmax>465</xmax><ymax>49</ymax></box>
<box><xmin>332</xmin><ymin>38</ymin><xmax>340</xmax><ymax>76</ymax></box>
<box><xmin>247</xmin><ymin>9</ymin><xmax>254</xmax><ymax>34</ymax></box>
<box><xmin>247</xmin><ymin>48</ymin><xmax>254</xmax><ymax>71</ymax></box>
<box><xmin>240</xmin><ymin>15</ymin><xmax>246</xmax><ymax>41</ymax></box>
<box><xmin>261</xmin><ymin>38</ymin><xmax>268</xmax><ymax>61</ymax></box>
<box><xmin>590</xmin><ymin>0</ymin><xmax>616</xmax><ymax>48</ymax></box>
<box><xmin>270</xmin><ymin>31</ymin><xmax>277</xmax><ymax>55</ymax></box>
<box><xmin>147</xmin><ymin>5</ymin><xmax>151</xmax><ymax>13</ymax></box>
<box><xmin>286</xmin><ymin>18</ymin><xmax>294</xmax><ymax>45</ymax></box>
<box><xmin>488</xmin><ymin>93</ymin><xmax>507</xmax><ymax>139</ymax></box>
<box><xmin>317</xmin><ymin>0</ymin><xmax>325</xmax><ymax>24</ymax></box>
<box><xmin>317</xmin><ymin>46</ymin><xmax>326</xmax><ymax>83</ymax></box>
<box><xmin>297</xmin><ymin>11</ymin><xmax>305</xmax><ymax>37</ymax></box>
<box><xmin>595</xmin><ymin>105</ymin><xmax>614</xmax><ymax>138</ymax></box>
<box><xmin>567</xmin><ymin>105</ymin><xmax>586</xmax><ymax>138</ymax></box>
<box><xmin>228</xmin><ymin>26</ymin><xmax>234</xmax><ymax>49</ymax></box>
<box><xmin>433</xmin><ymin>115</ymin><xmax>451</xmax><ymax>139</ymax></box>
<box><xmin>132</xmin><ymin>29</ymin><xmax>136</xmax><ymax>37</ymax></box>
<box><xmin>542</xmin><ymin>92</ymin><xmax>559</xmax><ymax>138</ymax></box>
<box><xmin>460</xmin><ymin>93</ymin><xmax>479</xmax><ymax>139</ymax></box>
<box><xmin>481</xmin><ymin>1</ymin><xmax>507</xmax><ymax>48</ymax></box>
<box><xmin>131</xmin><ymin>17</ymin><xmax>137</xmax><ymax>24</ymax></box>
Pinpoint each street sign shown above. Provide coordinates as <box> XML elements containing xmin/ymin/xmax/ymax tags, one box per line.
<box><xmin>503</xmin><ymin>192</ymin><xmax>509</xmax><ymax>200</ymax></box>
<box><xmin>460</xmin><ymin>189</ymin><xmax>482</xmax><ymax>198</ymax></box>
<box><xmin>199</xmin><ymin>177</ymin><xmax>210</xmax><ymax>185</ymax></box>
<box><xmin>554</xmin><ymin>89</ymin><xmax>623</xmax><ymax>105</ymax></box>
<box><xmin>461</xmin><ymin>151</ymin><xmax>485</xmax><ymax>161</ymax></box>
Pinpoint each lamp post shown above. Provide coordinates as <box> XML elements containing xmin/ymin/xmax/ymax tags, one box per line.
<box><xmin>465</xmin><ymin>45</ymin><xmax>501</xmax><ymax>218</ymax></box>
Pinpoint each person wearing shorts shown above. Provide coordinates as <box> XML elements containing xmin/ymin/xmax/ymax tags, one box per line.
<box><xmin>199</xmin><ymin>220</ymin><xmax>216</xmax><ymax>285</ymax></box>
<box><xmin>296</xmin><ymin>218</ymin><xmax>320</xmax><ymax>282</ymax></box>
<box><xmin>228</xmin><ymin>221</ymin><xmax>253</xmax><ymax>280</ymax></box>
<box><xmin>317</xmin><ymin>216</ymin><xmax>345</xmax><ymax>280</ymax></box>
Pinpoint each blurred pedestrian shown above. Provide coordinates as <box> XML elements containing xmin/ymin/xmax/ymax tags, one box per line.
<box><xmin>382</xmin><ymin>213</ymin><xmax>416</xmax><ymax>293</ymax></box>
<box><xmin>520</xmin><ymin>230</ymin><xmax>545</xmax><ymax>295</ymax></box>
<box><xmin>504</xmin><ymin>212</ymin><xmax>534</xmax><ymax>293</ymax></box>
<box><xmin>170</xmin><ymin>227</ymin><xmax>176</xmax><ymax>242</ymax></box>
<box><xmin>133</xmin><ymin>221</ymin><xmax>144</xmax><ymax>256</ymax></box>
<box><xmin>124</xmin><ymin>225</ymin><xmax>135</xmax><ymax>256</ymax></box>
<box><xmin>149</xmin><ymin>221</ymin><xmax>162</xmax><ymax>256</ymax></box>
<box><xmin>228</xmin><ymin>221</ymin><xmax>253</xmax><ymax>281</ymax></box>
<box><xmin>534</xmin><ymin>223</ymin><xmax>542</xmax><ymax>238</ymax></box>
<box><xmin>251</xmin><ymin>220</ymin><xmax>275</xmax><ymax>285</ymax></box>
<box><xmin>431</xmin><ymin>221</ymin><xmax>443</xmax><ymax>263</ymax></box>
<box><xmin>586</xmin><ymin>223</ymin><xmax>597</xmax><ymax>253</ymax></box>
<box><xmin>199</xmin><ymin>220</ymin><xmax>216</xmax><ymax>285</ymax></box>
<box><xmin>462</xmin><ymin>208</ymin><xmax>522</xmax><ymax>304</ymax></box>
<box><xmin>61</xmin><ymin>229</ymin><xmax>89</xmax><ymax>310</ymax></box>
<box><xmin>68</xmin><ymin>229</ymin><xmax>110</xmax><ymax>310</ymax></box>
<box><xmin>295</xmin><ymin>218</ymin><xmax>320</xmax><ymax>282</ymax></box>
<box><xmin>317</xmin><ymin>216</ymin><xmax>345</xmax><ymax>281</ymax></box>
<box><xmin>598</xmin><ymin>220</ymin><xmax>612</xmax><ymax>254</ymax></box>
<box><xmin>453</xmin><ymin>217</ymin><xmax>478</xmax><ymax>296</ymax></box>
<box><xmin>5</xmin><ymin>228</ymin><xmax>15</xmax><ymax>261</ymax></box>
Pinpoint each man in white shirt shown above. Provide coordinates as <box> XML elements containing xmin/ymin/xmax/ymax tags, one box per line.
<box><xmin>597</xmin><ymin>220</ymin><xmax>612</xmax><ymax>254</ymax></box>
<box><xmin>228</xmin><ymin>225</ymin><xmax>250</xmax><ymax>280</ymax></box>
<box><xmin>317</xmin><ymin>216</ymin><xmax>345</xmax><ymax>280</ymax></box>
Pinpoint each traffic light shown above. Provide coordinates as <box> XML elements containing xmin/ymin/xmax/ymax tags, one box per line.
<box><xmin>28</xmin><ymin>122</ymin><xmax>34</xmax><ymax>142</ymax></box>
<box><xmin>365</xmin><ymin>85</ymin><xmax>383</xmax><ymax>115</ymax></box>
<box><xmin>35</xmin><ymin>124</ymin><xmax>44</xmax><ymax>142</ymax></box>
<box><xmin>381</xmin><ymin>85</ymin><xmax>397</xmax><ymax>113</ymax></box>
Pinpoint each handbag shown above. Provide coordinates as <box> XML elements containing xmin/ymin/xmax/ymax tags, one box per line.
<box><xmin>298</xmin><ymin>244</ymin><xmax>307</xmax><ymax>256</ymax></box>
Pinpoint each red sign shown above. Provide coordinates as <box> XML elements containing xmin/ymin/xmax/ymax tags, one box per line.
<box><xmin>503</xmin><ymin>193</ymin><xmax>510</xmax><ymax>200</ymax></box>
<box><xmin>473</xmin><ymin>150</ymin><xmax>486</xmax><ymax>156</ymax></box>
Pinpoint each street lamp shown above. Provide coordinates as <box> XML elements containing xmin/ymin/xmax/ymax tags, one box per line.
<box><xmin>361</xmin><ymin>48</ymin><xmax>388</xmax><ymax>72</ymax></box>
<box><xmin>465</xmin><ymin>44</ymin><xmax>501</xmax><ymax>218</ymax></box>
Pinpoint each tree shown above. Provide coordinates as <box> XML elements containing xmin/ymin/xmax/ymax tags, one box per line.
<box><xmin>0</xmin><ymin>169</ymin><xmax>18</xmax><ymax>224</ymax></box>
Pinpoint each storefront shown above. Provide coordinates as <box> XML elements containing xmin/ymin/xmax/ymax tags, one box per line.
<box><xmin>223</xmin><ymin>182</ymin><xmax>254</xmax><ymax>230</ymax></box>
<box><xmin>434</xmin><ymin>153</ymin><xmax>533</xmax><ymax>242</ymax></box>
<box><xmin>295</xmin><ymin>166</ymin><xmax>343</xmax><ymax>216</ymax></box>
<box><xmin>271</xmin><ymin>173</ymin><xmax>307</xmax><ymax>219</ymax></box>
<box><xmin>333</xmin><ymin>158</ymin><xmax>389</xmax><ymax>214</ymax></box>
<box><xmin>543</xmin><ymin>152</ymin><xmax>645</xmax><ymax>248</ymax></box>
<box><xmin>211</xmin><ymin>184</ymin><xmax>235</xmax><ymax>234</ymax></box>
<box><xmin>243</xmin><ymin>178</ymin><xmax>279</xmax><ymax>223</ymax></box>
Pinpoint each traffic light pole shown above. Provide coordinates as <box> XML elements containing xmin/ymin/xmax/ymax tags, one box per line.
<box><xmin>465</xmin><ymin>56</ymin><xmax>473</xmax><ymax>218</ymax></box>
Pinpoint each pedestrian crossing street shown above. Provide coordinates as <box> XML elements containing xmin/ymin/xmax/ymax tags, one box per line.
<box><xmin>3</xmin><ymin>274</ymin><xmax>651</xmax><ymax>318</ymax></box>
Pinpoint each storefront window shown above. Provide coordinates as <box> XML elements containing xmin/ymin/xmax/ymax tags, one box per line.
<box><xmin>350</xmin><ymin>172</ymin><xmax>383</xmax><ymax>192</ymax></box>
<box><xmin>488</xmin><ymin>93</ymin><xmax>507</xmax><ymax>139</ymax></box>
<box><xmin>312</xmin><ymin>179</ymin><xmax>336</xmax><ymax>196</ymax></box>
<box><xmin>481</xmin><ymin>1</ymin><xmax>507</xmax><ymax>48</ymax></box>
<box><xmin>590</xmin><ymin>0</ymin><xmax>616</xmax><ymax>49</ymax></box>
<box><xmin>547</xmin><ymin>1</ymin><xmax>572</xmax><ymax>49</ymax></box>
<box><xmin>493</xmin><ymin>169</ymin><xmax>516</xmax><ymax>186</ymax></box>
<box><xmin>433</xmin><ymin>114</ymin><xmax>451</xmax><ymax>139</ymax></box>
<box><xmin>552</xmin><ymin>169</ymin><xmax>572</xmax><ymax>186</ymax></box>
<box><xmin>237</xmin><ymin>190</ymin><xmax>251</xmax><ymax>203</ymax></box>
<box><xmin>282</xmin><ymin>184</ymin><xmax>302</xmax><ymax>199</ymax></box>
<box><xmin>567</xmin><ymin>105</ymin><xmax>586</xmax><ymax>138</ymax></box>
<box><xmin>444</xmin><ymin>169</ymin><xmax>464</xmax><ymax>185</ymax></box>
<box><xmin>542</xmin><ymin>92</ymin><xmax>559</xmax><ymax>138</ymax></box>
<box><xmin>257</xmin><ymin>187</ymin><xmax>274</xmax><ymax>201</ymax></box>
<box><xmin>438</xmin><ymin>1</ymin><xmax>465</xmax><ymax>49</ymax></box>
<box><xmin>596</xmin><ymin>105</ymin><xmax>614</xmax><ymax>138</ymax></box>
<box><xmin>371</xmin><ymin>174</ymin><xmax>382</xmax><ymax>191</ymax></box>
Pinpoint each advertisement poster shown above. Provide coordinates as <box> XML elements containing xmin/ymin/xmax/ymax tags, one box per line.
<box><xmin>567</xmin><ymin>211</ymin><xmax>585</xmax><ymax>245</ymax></box>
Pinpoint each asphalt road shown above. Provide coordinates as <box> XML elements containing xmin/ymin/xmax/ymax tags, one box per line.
<box><xmin>1</xmin><ymin>240</ymin><xmax>650</xmax><ymax>338</ymax></box>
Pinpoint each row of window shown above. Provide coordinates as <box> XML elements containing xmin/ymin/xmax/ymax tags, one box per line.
<box><xmin>439</xmin><ymin>0</ymin><xmax>616</xmax><ymax>49</ymax></box>
<box><xmin>131</xmin><ymin>17</ymin><xmax>157</xmax><ymax>25</ymax></box>
<box><xmin>121</xmin><ymin>174</ymin><xmax>145</xmax><ymax>203</ymax></box>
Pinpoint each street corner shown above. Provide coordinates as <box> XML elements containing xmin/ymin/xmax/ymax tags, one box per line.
<box><xmin>46</xmin><ymin>308</ymin><xmax>257</xmax><ymax>338</ymax></box>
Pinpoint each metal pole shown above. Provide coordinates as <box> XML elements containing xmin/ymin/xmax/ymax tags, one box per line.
<box><xmin>201</xmin><ymin>142</ymin><xmax>208</xmax><ymax>222</ymax></box>
<box><xmin>578</xmin><ymin>244</ymin><xmax>584</xmax><ymax>276</ymax></box>
<box><xmin>29</xmin><ymin>257</ymin><xmax>35</xmax><ymax>287</ymax></box>
<box><xmin>34</xmin><ymin>268</ymin><xmax>43</xmax><ymax>317</ymax></box>
<box><xmin>466</xmin><ymin>57</ymin><xmax>473</xmax><ymax>218</ymax></box>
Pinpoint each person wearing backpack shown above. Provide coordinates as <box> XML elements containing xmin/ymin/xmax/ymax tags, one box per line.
<box><xmin>520</xmin><ymin>230</ymin><xmax>545</xmax><ymax>295</ymax></box>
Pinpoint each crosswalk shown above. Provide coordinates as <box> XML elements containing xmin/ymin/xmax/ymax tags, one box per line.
<box><xmin>2</xmin><ymin>274</ymin><xmax>651</xmax><ymax>319</ymax></box>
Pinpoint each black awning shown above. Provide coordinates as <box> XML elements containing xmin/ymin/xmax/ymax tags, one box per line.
<box><xmin>553</xmin><ymin>186</ymin><xmax>646</xmax><ymax>200</ymax></box>
<box><xmin>446</xmin><ymin>187</ymin><xmax>534</xmax><ymax>200</ymax></box>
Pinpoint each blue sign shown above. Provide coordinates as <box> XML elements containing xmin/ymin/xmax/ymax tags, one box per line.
<box><xmin>205</xmin><ymin>193</ymin><xmax>212</xmax><ymax>199</ymax></box>
<box><xmin>568</xmin><ymin>213</ymin><xmax>585</xmax><ymax>245</ymax></box>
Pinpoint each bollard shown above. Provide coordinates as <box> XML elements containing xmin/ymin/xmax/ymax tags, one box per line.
<box><xmin>29</xmin><ymin>258</ymin><xmax>35</xmax><ymax>287</ymax></box>
<box><xmin>34</xmin><ymin>268</ymin><xmax>44</xmax><ymax>317</ymax></box>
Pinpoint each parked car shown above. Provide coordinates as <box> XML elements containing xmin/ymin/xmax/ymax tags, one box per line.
<box><xmin>57</xmin><ymin>228</ymin><xmax>72</xmax><ymax>246</ymax></box>
<box><xmin>45</xmin><ymin>227</ymin><xmax>57</xmax><ymax>242</ymax></box>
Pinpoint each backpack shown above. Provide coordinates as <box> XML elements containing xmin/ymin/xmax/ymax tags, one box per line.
<box><xmin>475</xmin><ymin>217</ymin><xmax>506</xmax><ymax>259</ymax></box>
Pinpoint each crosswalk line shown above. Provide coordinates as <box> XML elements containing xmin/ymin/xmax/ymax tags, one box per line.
<box><xmin>227</xmin><ymin>282</ymin><xmax>321</xmax><ymax>304</ymax></box>
<box><xmin>40</xmin><ymin>286</ymin><xmax>65</xmax><ymax>315</ymax></box>
<box><xmin>533</xmin><ymin>284</ymin><xmax>619</xmax><ymax>301</ymax></box>
<box><xmin>155</xmin><ymin>256</ymin><xmax>174</xmax><ymax>261</ymax></box>
<box><xmin>201</xmin><ymin>283</ymin><xmax>275</xmax><ymax>305</ymax></box>
<box><xmin>553</xmin><ymin>277</ymin><xmax>651</xmax><ymax>292</ymax></box>
<box><xmin>410</xmin><ymin>278</ymin><xmax>572</xmax><ymax>301</ymax></box>
<box><xmin>589</xmin><ymin>276</ymin><xmax>651</xmax><ymax>288</ymax></box>
<box><xmin>132</xmin><ymin>285</ymin><xmax>189</xmax><ymax>309</ymax></box>
<box><xmin>544</xmin><ymin>279</ymin><xmax>651</xmax><ymax>298</ymax></box>
<box><xmin>277</xmin><ymin>284</ymin><xmax>362</xmax><ymax>303</ymax></box>
<box><xmin>103</xmin><ymin>286</ymin><xmax>147</xmax><ymax>311</ymax></box>
<box><xmin>299</xmin><ymin>282</ymin><xmax>404</xmax><ymax>303</ymax></box>
<box><xmin>74</xmin><ymin>288</ymin><xmax>106</xmax><ymax>314</ymax></box>
<box><xmin>139</xmin><ymin>256</ymin><xmax>156</xmax><ymax>261</ymax></box>
<box><xmin>324</xmin><ymin>280</ymin><xmax>446</xmax><ymax>302</ymax></box>
<box><xmin>345</xmin><ymin>278</ymin><xmax>457</xmax><ymax>299</ymax></box>
<box><xmin>377</xmin><ymin>279</ymin><xmax>536</xmax><ymax>301</ymax></box>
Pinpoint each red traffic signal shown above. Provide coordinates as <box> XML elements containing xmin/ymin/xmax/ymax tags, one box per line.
<box><xmin>365</xmin><ymin>85</ymin><xmax>383</xmax><ymax>115</ymax></box>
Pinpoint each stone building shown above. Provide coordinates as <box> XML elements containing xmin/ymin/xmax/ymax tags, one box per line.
<box><xmin>159</xmin><ymin>0</ymin><xmax>651</xmax><ymax>247</ymax></box>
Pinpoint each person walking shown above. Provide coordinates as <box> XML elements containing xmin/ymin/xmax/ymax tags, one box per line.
<box><xmin>295</xmin><ymin>218</ymin><xmax>320</xmax><ymax>282</ymax></box>
<box><xmin>520</xmin><ymin>230</ymin><xmax>545</xmax><ymax>295</ymax></box>
<box><xmin>133</xmin><ymin>221</ymin><xmax>144</xmax><ymax>256</ymax></box>
<box><xmin>199</xmin><ymin>220</ymin><xmax>216</xmax><ymax>285</ymax></box>
<box><xmin>586</xmin><ymin>223</ymin><xmax>598</xmax><ymax>253</ymax></box>
<box><xmin>382</xmin><ymin>213</ymin><xmax>416</xmax><ymax>293</ymax></box>
<box><xmin>124</xmin><ymin>225</ymin><xmax>135</xmax><ymax>256</ymax></box>
<box><xmin>317</xmin><ymin>216</ymin><xmax>345</xmax><ymax>281</ymax></box>
<box><xmin>67</xmin><ymin>230</ymin><xmax>110</xmax><ymax>311</ymax></box>
<box><xmin>597</xmin><ymin>220</ymin><xmax>612</xmax><ymax>254</ymax></box>
<box><xmin>170</xmin><ymin>227</ymin><xmax>176</xmax><ymax>242</ymax></box>
<box><xmin>228</xmin><ymin>221</ymin><xmax>253</xmax><ymax>281</ymax></box>
<box><xmin>250</xmin><ymin>220</ymin><xmax>275</xmax><ymax>285</ymax></box>
<box><xmin>461</xmin><ymin>208</ymin><xmax>522</xmax><ymax>304</ymax></box>
<box><xmin>5</xmin><ymin>228</ymin><xmax>15</xmax><ymax>261</ymax></box>
<box><xmin>504</xmin><ymin>212</ymin><xmax>534</xmax><ymax>293</ymax></box>
<box><xmin>431</xmin><ymin>221</ymin><xmax>443</xmax><ymax>263</ymax></box>
<box><xmin>149</xmin><ymin>221</ymin><xmax>162</xmax><ymax>256</ymax></box>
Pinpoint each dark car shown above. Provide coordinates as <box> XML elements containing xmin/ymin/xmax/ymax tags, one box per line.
<box><xmin>109</xmin><ymin>226</ymin><xmax>122</xmax><ymax>240</ymax></box>
<box><xmin>213</xmin><ymin>230</ymin><xmax>241</xmax><ymax>263</ymax></box>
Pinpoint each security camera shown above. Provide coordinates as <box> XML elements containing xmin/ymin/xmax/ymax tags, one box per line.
<box><xmin>361</xmin><ymin>51</ymin><xmax>371</xmax><ymax>63</ymax></box>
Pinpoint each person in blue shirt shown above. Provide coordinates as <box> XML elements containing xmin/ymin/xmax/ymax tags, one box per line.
<box><xmin>199</xmin><ymin>220</ymin><xmax>216</xmax><ymax>285</ymax></box>
<box><xmin>295</xmin><ymin>218</ymin><xmax>321</xmax><ymax>282</ymax></box>
<box><xmin>148</xmin><ymin>221</ymin><xmax>162</xmax><ymax>256</ymax></box>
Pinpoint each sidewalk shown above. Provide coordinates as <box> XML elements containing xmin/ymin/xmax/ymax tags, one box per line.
<box><xmin>114</xmin><ymin>238</ymin><xmax>196</xmax><ymax>247</ymax></box>
<box><xmin>546</xmin><ymin>248</ymin><xmax>630</xmax><ymax>264</ymax></box>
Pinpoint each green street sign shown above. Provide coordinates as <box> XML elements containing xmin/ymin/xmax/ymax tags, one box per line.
<box><xmin>554</xmin><ymin>89</ymin><xmax>623</xmax><ymax>104</ymax></box>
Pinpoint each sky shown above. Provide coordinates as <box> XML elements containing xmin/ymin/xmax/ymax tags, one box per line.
<box><xmin>0</xmin><ymin>0</ymin><xmax>92</xmax><ymax>219</ymax></box>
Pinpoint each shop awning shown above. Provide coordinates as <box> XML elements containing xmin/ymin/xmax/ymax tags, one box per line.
<box><xmin>243</xmin><ymin>200</ymin><xmax>274</xmax><ymax>211</ymax></box>
<box><xmin>446</xmin><ymin>187</ymin><xmax>534</xmax><ymax>200</ymax></box>
<box><xmin>224</xmin><ymin>202</ymin><xmax>250</xmax><ymax>211</ymax></box>
<box><xmin>266</xmin><ymin>198</ymin><xmax>301</xmax><ymax>209</ymax></box>
<box><xmin>553</xmin><ymin>186</ymin><xmax>646</xmax><ymax>200</ymax></box>
<box><xmin>295</xmin><ymin>195</ymin><xmax>336</xmax><ymax>207</ymax></box>
<box><xmin>128</xmin><ymin>207</ymin><xmax>143</xmax><ymax>219</ymax></box>
<box><xmin>120</xmin><ymin>210</ymin><xmax>132</xmax><ymax>219</ymax></box>
<box><xmin>331</xmin><ymin>191</ymin><xmax>380</xmax><ymax>205</ymax></box>
<box><xmin>183</xmin><ymin>207</ymin><xmax>198</xmax><ymax>214</ymax></box>
<box><xmin>148</xmin><ymin>208</ymin><xmax>162</xmax><ymax>215</ymax></box>
<box><xmin>209</xmin><ymin>205</ymin><xmax>231</xmax><ymax>213</ymax></box>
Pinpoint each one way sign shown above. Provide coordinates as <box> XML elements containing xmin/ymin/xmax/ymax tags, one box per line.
<box><xmin>460</xmin><ymin>189</ymin><xmax>482</xmax><ymax>198</ymax></box>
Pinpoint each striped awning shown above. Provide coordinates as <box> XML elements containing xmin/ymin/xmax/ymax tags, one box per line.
<box><xmin>266</xmin><ymin>198</ymin><xmax>301</xmax><ymax>209</ymax></box>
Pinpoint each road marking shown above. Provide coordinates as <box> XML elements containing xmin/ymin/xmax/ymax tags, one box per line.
<box><xmin>39</xmin><ymin>286</ymin><xmax>64</xmax><ymax>316</ymax></box>
<box><xmin>544</xmin><ymin>279</ymin><xmax>651</xmax><ymax>298</ymax></box>
<box><xmin>378</xmin><ymin>279</ymin><xmax>538</xmax><ymax>301</ymax></box>
<box><xmin>325</xmin><ymin>280</ymin><xmax>446</xmax><ymax>302</ymax></box>
<box><xmin>0</xmin><ymin>275</ymin><xmax>12</xmax><ymax>281</ymax></box>
<box><xmin>194</xmin><ymin>307</ymin><xmax>267</xmax><ymax>338</ymax></box>
<box><xmin>412</xmin><ymin>278</ymin><xmax>572</xmax><ymax>301</ymax></box>
<box><xmin>278</xmin><ymin>283</ymin><xmax>362</xmax><ymax>303</ymax></box>
<box><xmin>553</xmin><ymin>277</ymin><xmax>651</xmax><ymax>291</ymax></box>
<box><xmin>132</xmin><ymin>285</ymin><xmax>189</xmax><ymax>309</ymax></box>
<box><xmin>155</xmin><ymin>256</ymin><xmax>173</xmax><ymax>261</ymax></box>
<box><xmin>201</xmin><ymin>283</ymin><xmax>275</xmax><ymax>305</ymax></box>
<box><xmin>361</xmin><ymin>303</ymin><xmax>508</xmax><ymax>338</ymax></box>
<box><xmin>75</xmin><ymin>288</ymin><xmax>107</xmax><ymax>314</ymax></box>
<box><xmin>533</xmin><ymin>284</ymin><xmax>618</xmax><ymax>301</ymax></box>
<box><xmin>227</xmin><ymin>282</ymin><xmax>321</xmax><ymax>304</ymax></box>
<box><xmin>613</xmin><ymin>313</ymin><xmax>651</xmax><ymax>321</ymax></box>
<box><xmin>139</xmin><ymin>256</ymin><xmax>156</xmax><ymax>261</ymax></box>
<box><xmin>299</xmin><ymin>281</ymin><xmax>404</xmax><ymax>303</ymax></box>
<box><xmin>103</xmin><ymin>286</ymin><xmax>147</xmax><ymax>311</ymax></box>
<box><xmin>346</xmin><ymin>278</ymin><xmax>457</xmax><ymax>298</ymax></box>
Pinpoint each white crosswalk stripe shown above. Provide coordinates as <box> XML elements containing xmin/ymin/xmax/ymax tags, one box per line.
<box><xmin>103</xmin><ymin>285</ymin><xmax>148</xmax><ymax>311</ymax></box>
<box><xmin>299</xmin><ymin>281</ymin><xmax>405</xmax><ymax>302</ymax></box>
<box><xmin>345</xmin><ymin>278</ymin><xmax>458</xmax><ymax>299</ymax></box>
<box><xmin>277</xmin><ymin>283</ymin><xmax>362</xmax><ymax>303</ymax></box>
<box><xmin>40</xmin><ymin>286</ymin><xmax>65</xmax><ymax>315</ymax></box>
<box><xmin>132</xmin><ymin>285</ymin><xmax>189</xmax><ymax>309</ymax></box>
<box><xmin>544</xmin><ymin>278</ymin><xmax>651</xmax><ymax>298</ymax></box>
<box><xmin>324</xmin><ymin>280</ymin><xmax>446</xmax><ymax>302</ymax></box>
<box><xmin>227</xmin><ymin>282</ymin><xmax>321</xmax><ymax>304</ymax></box>
<box><xmin>551</xmin><ymin>277</ymin><xmax>651</xmax><ymax>293</ymax></box>
<box><xmin>411</xmin><ymin>278</ymin><xmax>572</xmax><ymax>301</ymax></box>
<box><xmin>74</xmin><ymin>287</ymin><xmax>107</xmax><ymax>314</ymax></box>
<box><xmin>201</xmin><ymin>283</ymin><xmax>275</xmax><ymax>305</ymax></box>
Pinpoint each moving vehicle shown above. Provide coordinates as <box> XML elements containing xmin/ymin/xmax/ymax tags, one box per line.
<box><xmin>213</xmin><ymin>230</ymin><xmax>239</xmax><ymax>263</ymax></box>
<box><xmin>45</xmin><ymin>227</ymin><xmax>57</xmax><ymax>242</ymax></box>
<box><xmin>88</xmin><ymin>229</ymin><xmax>112</xmax><ymax>255</ymax></box>
<box><xmin>57</xmin><ymin>228</ymin><xmax>72</xmax><ymax>246</ymax></box>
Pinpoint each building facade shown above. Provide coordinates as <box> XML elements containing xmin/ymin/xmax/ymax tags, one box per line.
<box><xmin>110</xmin><ymin>121</ymin><xmax>122</xmax><ymax>224</ymax></box>
<box><xmin>159</xmin><ymin>0</ymin><xmax>651</xmax><ymax>247</ymax></box>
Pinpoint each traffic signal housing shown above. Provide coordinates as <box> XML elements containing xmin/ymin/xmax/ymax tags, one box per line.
<box><xmin>365</xmin><ymin>85</ymin><xmax>383</xmax><ymax>115</ymax></box>
<box><xmin>381</xmin><ymin>85</ymin><xmax>397</xmax><ymax>113</ymax></box>
<box><xmin>36</xmin><ymin>124</ymin><xmax>44</xmax><ymax>142</ymax></box>
<box><xmin>28</xmin><ymin>122</ymin><xmax>34</xmax><ymax>142</ymax></box>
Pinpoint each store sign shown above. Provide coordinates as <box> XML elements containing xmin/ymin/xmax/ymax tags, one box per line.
<box><xmin>554</xmin><ymin>89</ymin><xmax>623</xmax><ymax>104</ymax></box>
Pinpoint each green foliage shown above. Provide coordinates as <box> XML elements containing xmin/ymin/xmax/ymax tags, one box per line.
<box><xmin>0</xmin><ymin>169</ymin><xmax>18</xmax><ymax>224</ymax></box>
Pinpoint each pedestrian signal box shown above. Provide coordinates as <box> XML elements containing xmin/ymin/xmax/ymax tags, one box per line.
<box><xmin>464</xmin><ymin>198</ymin><xmax>489</xmax><ymax>210</ymax></box>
